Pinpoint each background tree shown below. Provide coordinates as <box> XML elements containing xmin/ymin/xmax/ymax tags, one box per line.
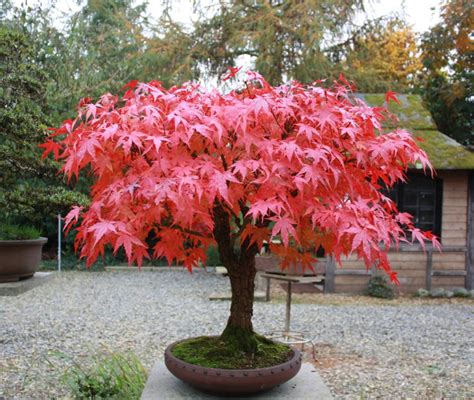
<box><xmin>144</xmin><ymin>16</ymin><xmax>198</xmax><ymax>87</ymax></box>
<box><xmin>327</xmin><ymin>17</ymin><xmax>422</xmax><ymax>92</ymax></box>
<box><xmin>44</xmin><ymin>73</ymin><xmax>439</xmax><ymax>353</ymax></box>
<box><xmin>420</xmin><ymin>0</ymin><xmax>473</xmax><ymax>145</ymax></box>
<box><xmin>0</xmin><ymin>23</ymin><xmax>88</xmax><ymax>240</ymax></box>
<box><xmin>42</xmin><ymin>0</ymin><xmax>199</xmax><ymax>124</ymax></box>
<box><xmin>159</xmin><ymin>2</ymin><xmax>422</xmax><ymax>95</ymax></box>
<box><xmin>189</xmin><ymin>0</ymin><xmax>365</xmax><ymax>85</ymax></box>
<box><xmin>46</xmin><ymin>0</ymin><xmax>151</xmax><ymax>123</ymax></box>
<box><xmin>0</xmin><ymin>0</ymin><xmax>192</xmax><ymax>256</ymax></box>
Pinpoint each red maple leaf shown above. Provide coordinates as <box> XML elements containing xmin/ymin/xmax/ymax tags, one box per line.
<box><xmin>385</xmin><ymin>91</ymin><xmax>400</xmax><ymax>105</ymax></box>
<box><xmin>39</xmin><ymin>140</ymin><xmax>62</xmax><ymax>159</ymax></box>
<box><xmin>222</xmin><ymin>66</ymin><xmax>242</xmax><ymax>81</ymax></box>
<box><xmin>271</xmin><ymin>216</ymin><xmax>298</xmax><ymax>247</ymax></box>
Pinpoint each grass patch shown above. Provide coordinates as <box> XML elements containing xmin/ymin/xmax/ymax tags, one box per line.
<box><xmin>171</xmin><ymin>335</ymin><xmax>292</xmax><ymax>369</ymax></box>
<box><xmin>63</xmin><ymin>352</ymin><xmax>147</xmax><ymax>400</ymax></box>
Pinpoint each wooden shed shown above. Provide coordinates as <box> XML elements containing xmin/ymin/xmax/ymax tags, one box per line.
<box><xmin>257</xmin><ymin>94</ymin><xmax>474</xmax><ymax>294</ymax></box>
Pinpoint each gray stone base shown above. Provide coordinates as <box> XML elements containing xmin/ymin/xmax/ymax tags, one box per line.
<box><xmin>0</xmin><ymin>272</ymin><xmax>53</xmax><ymax>296</ymax></box>
<box><xmin>141</xmin><ymin>362</ymin><xmax>333</xmax><ymax>399</ymax></box>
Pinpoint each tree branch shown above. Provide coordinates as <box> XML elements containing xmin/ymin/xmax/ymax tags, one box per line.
<box><xmin>222</xmin><ymin>202</ymin><xmax>242</xmax><ymax>230</ymax></box>
<box><xmin>220</xmin><ymin>154</ymin><xmax>228</xmax><ymax>170</ymax></box>
<box><xmin>172</xmin><ymin>225</ymin><xmax>210</xmax><ymax>240</ymax></box>
<box><xmin>212</xmin><ymin>202</ymin><xmax>236</xmax><ymax>268</ymax></box>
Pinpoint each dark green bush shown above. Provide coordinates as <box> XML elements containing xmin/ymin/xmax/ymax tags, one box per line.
<box><xmin>64</xmin><ymin>352</ymin><xmax>147</xmax><ymax>400</ymax></box>
<box><xmin>0</xmin><ymin>224</ymin><xmax>41</xmax><ymax>240</ymax></box>
<box><xmin>205</xmin><ymin>245</ymin><xmax>222</xmax><ymax>266</ymax></box>
<box><xmin>366</xmin><ymin>275</ymin><xmax>395</xmax><ymax>299</ymax></box>
<box><xmin>0</xmin><ymin>24</ymin><xmax>89</xmax><ymax>250</ymax></box>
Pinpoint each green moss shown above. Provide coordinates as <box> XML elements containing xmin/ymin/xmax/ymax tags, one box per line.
<box><xmin>358</xmin><ymin>94</ymin><xmax>474</xmax><ymax>170</ymax></box>
<box><xmin>361</xmin><ymin>94</ymin><xmax>436</xmax><ymax>130</ymax></box>
<box><xmin>414</xmin><ymin>130</ymin><xmax>474</xmax><ymax>169</ymax></box>
<box><xmin>171</xmin><ymin>336</ymin><xmax>292</xmax><ymax>369</ymax></box>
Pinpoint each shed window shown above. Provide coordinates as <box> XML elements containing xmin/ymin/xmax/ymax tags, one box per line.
<box><xmin>385</xmin><ymin>173</ymin><xmax>443</xmax><ymax>237</ymax></box>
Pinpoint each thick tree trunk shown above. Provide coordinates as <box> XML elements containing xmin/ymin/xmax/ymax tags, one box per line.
<box><xmin>220</xmin><ymin>259</ymin><xmax>258</xmax><ymax>353</ymax></box>
<box><xmin>226</xmin><ymin>264</ymin><xmax>256</xmax><ymax>330</ymax></box>
<box><xmin>212</xmin><ymin>202</ymin><xmax>260</xmax><ymax>353</ymax></box>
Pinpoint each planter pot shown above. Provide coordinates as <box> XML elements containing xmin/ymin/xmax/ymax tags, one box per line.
<box><xmin>164</xmin><ymin>337</ymin><xmax>302</xmax><ymax>396</ymax></box>
<box><xmin>0</xmin><ymin>237</ymin><xmax>47</xmax><ymax>283</ymax></box>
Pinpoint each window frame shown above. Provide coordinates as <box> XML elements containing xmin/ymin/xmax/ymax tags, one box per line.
<box><xmin>387</xmin><ymin>172</ymin><xmax>443</xmax><ymax>239</ymax></box>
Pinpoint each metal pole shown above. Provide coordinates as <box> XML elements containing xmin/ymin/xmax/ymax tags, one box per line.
<box><xmin>265</xmin><ymin>277</ymin><xmax>271</xmax><ymax>302</ymax></box>
<box><xmin>285</xmin><ymin>281</ymin><xmax>292</xmax><ymax>333</ymax></box>
<box><xmin>58</xmin><ymin>214</ymin><xmax>62</xmax><ymax>273</ymax></box>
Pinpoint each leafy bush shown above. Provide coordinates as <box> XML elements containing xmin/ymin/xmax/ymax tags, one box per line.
<box><xmin>366</xmin><ymin>275</ymin><xmax>395</xmax><ymax>299</ymax></box>
<box><xmin>205</xmin><ymin>245</ymin><xmax>222</xmax><ymax>266</ymax></box>
<box><xmin>0</xmin><ymin>24</ymin><xmax>89</xmax><ymax>247</ymax></box>
<box><xmin>64</xmin><ymin>352</ymin><xmax>147</xmax><ymax>400</ymax></box>
<box><xmin>415</xmin><ymin>288</ymin><xmax>429</xmax><ymax>298</ymax></box>
<box><xmin>452</xmin><ymin>288</ymin><xmax>469</xmax><ymax>298</ymax></box>
<box><xmin>0</xmin><ymin>224</ymin><xmax>41</xmax><ymax>240</ymax></box>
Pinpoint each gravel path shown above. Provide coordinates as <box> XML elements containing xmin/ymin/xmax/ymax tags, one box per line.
<box><xmin>1</xmin><ymin>271</ymin><xmax>473</xmax><ymax>399</ymax></box>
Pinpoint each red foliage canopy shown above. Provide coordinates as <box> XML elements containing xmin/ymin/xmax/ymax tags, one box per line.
<box><xmin>43</xmin><ymin>72</ymin><xmax>440</xmax><ymax>283</ymax></box>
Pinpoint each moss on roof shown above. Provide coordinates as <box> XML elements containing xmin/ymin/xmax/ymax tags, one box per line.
<box><xmin>357</xmin><ymin>94</ymin><xmax>474</xmax><ymax>170</ymax></box>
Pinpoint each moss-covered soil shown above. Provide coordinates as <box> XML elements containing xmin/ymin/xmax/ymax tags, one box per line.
<box><xmin>171</xmin><ymin>336</ymin><xmax>292</xmax><ymax>369</ymax></box>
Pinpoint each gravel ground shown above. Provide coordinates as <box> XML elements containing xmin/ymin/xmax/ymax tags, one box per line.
<box><xmin>1</xmin><ymin>270</ymin><xmax>473</xmax><ymax>399</ymax></box>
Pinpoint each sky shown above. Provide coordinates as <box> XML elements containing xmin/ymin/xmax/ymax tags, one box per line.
<box><xmin>362</xmin><ymin>0</ymin><xmax>441</xmax><ymax>33</ymax></box>
<box><xmin>14</xmin><ymin>0</ymin><xmax>443</xmax><ymax>34</ymax></box>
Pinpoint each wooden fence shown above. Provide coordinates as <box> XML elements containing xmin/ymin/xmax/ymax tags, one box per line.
<box><xmin>324</xmin><ymin>246</ymin><xmax>471</xmax><ymax>293</ymax></box>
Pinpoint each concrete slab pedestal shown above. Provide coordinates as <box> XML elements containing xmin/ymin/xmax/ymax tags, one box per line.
<box><xmin>141</xmin><ymin>362</ymin><xmax>333</xmax><ymax>400</ymax></box>
<box><xmin>0</xmin><ymin>272</ymin><xmax>53</xmax><ymax>296</ymax></box>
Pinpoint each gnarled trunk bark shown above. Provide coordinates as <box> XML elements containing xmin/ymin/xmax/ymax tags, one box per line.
<box><xmin>212</xmin><ymin>203</ymin><xmax>259</xmax><ymax>353</ymax></box>
<box><xmin>220</xmin><ymin>258</ymin><xmax>257</xmax><ymax>353</ymax></box>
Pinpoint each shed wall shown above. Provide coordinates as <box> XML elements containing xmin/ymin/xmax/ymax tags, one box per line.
<box><xmin>334</xmin><ymin>171</ymin><xmax>469</xmax><ymax>294</ymax></box>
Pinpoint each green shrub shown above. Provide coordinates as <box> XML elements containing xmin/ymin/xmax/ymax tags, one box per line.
<box><xmin>415</xmin><ymin>288</ymin><xmax>429</xmax><ymax>298</ymax></box>
<box><xmin>205</xmin><ymin>245</ymin><xmax>222</xmax><ymax>266</ymax></box>
<box><xmin>64</xmin><ymin>352</ymin><xmax>147</xmax><ymax>400</ymax></box>
<box><xmin>0</xmin><ymin>224</ymin><xmax>41</xmax><ymax>240</ymax></box>
<box><xmin>366</xmin><ymin>275</ymin><xmax>394</xmax><ymax>299</ymax></box>
<box><xmin>452</xmin><ymin>288</ymin><xmax>469</xmax><ymax>298</ymax></box>
<box><xmin>0</xmin><ymin>25</ymin><xmax>89</xmax><ymax>250</ymax></box>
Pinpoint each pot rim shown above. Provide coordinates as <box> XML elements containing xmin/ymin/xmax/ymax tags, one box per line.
<box><xmin>0</xmin><ymin>237</ymin><xmax>48</xmax><ymax>245</ymax></box>
<box><xmin>165</xmin><ymin>335</ymin><xmax>300</xmax><ymax>373</ymax></box>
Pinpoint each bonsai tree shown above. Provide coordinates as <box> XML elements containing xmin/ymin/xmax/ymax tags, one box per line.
<box><xmin>42</xmin><ymin>71</ymin><xmax>439</xmax><ymax>354</ymax></box>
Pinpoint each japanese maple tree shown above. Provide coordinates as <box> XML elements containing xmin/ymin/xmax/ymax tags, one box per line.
<box><xmin>42</xmin><ymin>71</ymin><xmax>439</xmax><ymax>353</ymax></box>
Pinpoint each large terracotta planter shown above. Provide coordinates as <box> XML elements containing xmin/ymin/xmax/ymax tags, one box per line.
<box><xmin>164</xmin><ymin>337</ymin><xmax>302</xmax><ymax>396</ymax></box>
<box><xmin>0</xmin><ymin>237</ymin><xmax>47</xmax><ymax>283</ymax></box>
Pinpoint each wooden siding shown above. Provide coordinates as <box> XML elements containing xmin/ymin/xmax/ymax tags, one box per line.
<box><xmin>334</xmin><ymin>171</ymin><xmax>469</xmax><ymax>294</ymax></box>
<box><xmin>467</xmin><ymin>172</ymin><xmax>474</xmax><ymax>290</ymax></box>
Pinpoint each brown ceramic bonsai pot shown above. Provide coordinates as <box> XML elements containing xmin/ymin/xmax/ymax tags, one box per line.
<box><xmin>0</xmin><ymin>237</ymin><xmax>47</xmax><ymax>283</ymax></box>
<box><xmin>164</xmin><ymin>337</ymin><xmax>302</xmax><ymax>396</ymax></box>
